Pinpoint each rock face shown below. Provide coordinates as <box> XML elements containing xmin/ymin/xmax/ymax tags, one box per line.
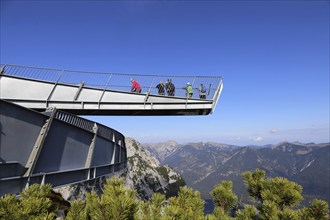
<box><xmin>125</xmin><ymin>137</ymin><xmax>185</xmax><ymax>199</ymax></box>
<box><xmin>54</xmin><ymin>137</ymin><xmax>185</xmax><ymax>201</ymax></box>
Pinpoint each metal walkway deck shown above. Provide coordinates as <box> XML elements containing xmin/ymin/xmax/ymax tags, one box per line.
<box><xmin>0</xmin><ymin>99</ymin><xmax>127</xmax><ymax>196</ymax></box>
<box><xmin>0</xmin><ymin>64</ymin><xmax>223</xmax><ymax>116</ymax></box>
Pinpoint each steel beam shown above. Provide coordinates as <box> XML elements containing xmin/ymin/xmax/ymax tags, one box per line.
<box><xmin>23</xmin><ymin>109</ymin><xmax>57</xmax><ymax>177</ymax></box>
<box><xmin>85</xmin><ymin>123</ymin><xmax>98</xmax><ymax>169</ymax></box>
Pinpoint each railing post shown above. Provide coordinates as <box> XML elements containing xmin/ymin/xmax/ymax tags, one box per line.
<box><xmin>98</xmin><ymin>73</ymin><xmax>112</xmax><ymax>108</ymax></box>
<box><xmin>46</xmin><ymin>70</ymin><xmax>64</xmax><ymax>107</ymax></box>
<box><xmin>144</xmin><ymin>77</ymin><xmax>155</xmax><ymax>104</ymax></box>
<box><xmin>73</xmin><ymin>81</ymin><xmax>85</xmax><ymax>101</ymax></box>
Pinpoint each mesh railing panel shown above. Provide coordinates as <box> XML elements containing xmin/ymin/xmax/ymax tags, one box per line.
<box><xmin>55</xmin><ymin>111</ymin><xmax>95</xmax><ymax>131</ymax></box>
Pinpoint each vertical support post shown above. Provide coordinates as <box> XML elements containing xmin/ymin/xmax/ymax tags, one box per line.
<box><xmin>111</xmin><ymin>133</ymin><xmax>116</xmax><ymax>164</ymax></box>
<box><xmin>24</xmin><ymin>109</ymin><xmax>57</xmax><ymax>177</ymax></box>
<box><xmin>118</xmin><ymin>140</ymin><xmax>122</xmax><ymax>163</ymax></box>
<box><xmin>144</xmin><ymin>77</ymin><xmax>155</xmax><ymax>105</ymax></box>
<box><xmin>41</xmin><ymin>173</ymin><xmax>46</xmax><ymax>185</ymax></box>
<box><xmin>46</xmin><ymin>70</ymin><xmax>64</xmax><ymax>107</ymax></box>
<box><xmin>85</xmin><ymin>123</ymin><xmax>98</xmax><ymax>169</ymax></box>
<box><xmin>73</xmin><ymin>81</ymin><xmax>85</xmax><ymax>101</ymax></box>
<box><xmin>98</xmin><ymin>74</ymin><xmax>112</xmax><ymax>108</ymax></box>
<box><xmin>211</xmin><ymin>79</ymin><xmax>223</xmax><ymax>114</ymax></box>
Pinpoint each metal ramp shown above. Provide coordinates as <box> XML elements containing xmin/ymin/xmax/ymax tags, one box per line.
<box><xmin>0</xmin><ymin>64</ymin><xmax>223</xmax><ymax>116</ymax></box>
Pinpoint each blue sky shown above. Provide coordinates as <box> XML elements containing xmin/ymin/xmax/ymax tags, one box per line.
<box><xmin>1</xmin><ymin>0</ymin><xmax>329</xmax><ymax>145</ymax></box>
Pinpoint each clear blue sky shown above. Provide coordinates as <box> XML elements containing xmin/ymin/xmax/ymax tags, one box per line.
<box><xmin>1</xmin><ymin>0</ymin><xmax>329</xmax><ymax>145</ymax></box>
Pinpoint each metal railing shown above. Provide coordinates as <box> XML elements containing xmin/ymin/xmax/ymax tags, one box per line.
<box><xmin>0</xmin><ymin>64</ymin><xmax>223</xmax><ymax>100</ymax></box>
<box><xmin>54</xmin><ymin>109</ymin><xmax>125</xmax><ymax>142</ymax></box>
<box><xmin>55</xmin><ymin>110</ymin><xmax>95</xmax><ymax>131</ymax></box>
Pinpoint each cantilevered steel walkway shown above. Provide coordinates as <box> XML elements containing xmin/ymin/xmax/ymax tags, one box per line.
<box><xmin>0</xmin><ymin>64</ymin><xmax>223</xmax><ymax>196</ymax></box>
<box><xmin>0</xmin><ymin>64</ymin><xmax>223</xmax><ymax>116</ymax></box>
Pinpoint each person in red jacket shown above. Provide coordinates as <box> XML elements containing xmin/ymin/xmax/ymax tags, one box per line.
<box><xmin>130</xmin><ymin>78</ymin><xmax>141</xmax><ymax>93</ymax></box>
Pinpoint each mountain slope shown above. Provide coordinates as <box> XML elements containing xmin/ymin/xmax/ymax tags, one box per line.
<box><xmin>145</xmin><ymin>141</ymin><xmax>330</xmax><ymax>205</ymax></box>
<box><xmin>144</xmin><ymin>140</ymin><xmax>180</xmax><ymax>162</ymax></box>
<box><xmin>125</xmin><ymin>137</ymin><xmax>185</xmax><ymax>199</ymax></box>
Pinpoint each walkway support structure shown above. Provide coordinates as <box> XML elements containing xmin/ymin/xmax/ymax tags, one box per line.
<box><xmin>0</xmin><ymin>100</ymin><xmax>127</xmax><ymax>196</ymax></box>
<box><xmin>0</xmin><ymin>64</ymin><xmax>223</xmax><ymax>116</ymax></box>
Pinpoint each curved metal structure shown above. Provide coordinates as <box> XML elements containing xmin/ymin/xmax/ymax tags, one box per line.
<box><xmin>0</xmin><ymin>100</ymin><xmax>127</xmax><ymax>196</ymax></box>
<box><xmin>0</xmin><ymin>64</ymin><xmax>223</xmax><ymax>116</ymax></box>
<box><xmin>0</xmin><ymin>64</ymin><xmax>223</xmax><ymax>196</ymax></box>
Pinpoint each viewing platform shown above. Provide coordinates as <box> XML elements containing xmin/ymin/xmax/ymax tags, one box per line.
<box><xmin>0</xmin><ymin>64</ymin><xmax>223</xmax><ymax>116</ymax></box>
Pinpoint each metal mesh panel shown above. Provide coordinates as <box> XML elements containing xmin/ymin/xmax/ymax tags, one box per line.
<box><xmin>55</xmin><ymin>111</ymin><xmax>94</xmax><ymax>131</ymax></box>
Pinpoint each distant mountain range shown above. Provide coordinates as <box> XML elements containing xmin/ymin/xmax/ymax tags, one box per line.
<box><xmin>144</xmin><ymin>141</ymin><xmax>330</xmax><ymax>207</ymax></box>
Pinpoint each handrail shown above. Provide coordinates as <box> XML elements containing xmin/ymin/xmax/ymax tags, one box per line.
<box><xmin>0</xmin><ymin>63</ymin><xmax>223</xmax><ymax>79</ymax></box>
<box><xmin>0</xmin><ymin>64</ymin><xmax>223</xmax><ymax>101</ymax></box>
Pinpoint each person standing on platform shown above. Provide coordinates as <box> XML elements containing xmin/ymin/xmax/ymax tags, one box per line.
<box><xmin>166</xmin><ymin>79</ymin><xmax>175</xmax><ymax>96</ymax></box>
<box><xmin>156</xmin><ymin>81</ymin><xmax>165</xmax><ymax>95</ymax></box>
<box><xmin>185</xmin><ymin>82</ymin><xmax>193</xmax><ymax>98</ymax></box>
<box><xmin>130</xmin><ymin>78</ymin><xmax>141</xmax><ymax>93</ymax></box>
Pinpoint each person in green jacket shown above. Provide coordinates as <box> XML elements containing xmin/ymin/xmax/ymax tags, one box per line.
<box><xmin>185</xmin><ymin>82</ymin><xmax>193</xmax><ymax>98</ymax></box>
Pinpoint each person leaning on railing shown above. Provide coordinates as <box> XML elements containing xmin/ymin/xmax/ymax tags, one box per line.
<box><xmin>130</xmin><ymin>78</ymin><xmax>141</xmax><ymax>93</ymax></box>
<box><xmin>184</xmin><ymin>82</ymin><xmax>193</xmax><ymax>98</ymax></box>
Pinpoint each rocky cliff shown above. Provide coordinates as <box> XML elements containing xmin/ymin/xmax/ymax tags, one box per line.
<box><xmin>55</xmin><ymin>137</ymin><xmax>185</xmax><ymax>201</ymax></box>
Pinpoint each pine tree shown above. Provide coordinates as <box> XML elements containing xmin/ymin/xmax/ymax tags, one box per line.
<box><xmin>210</xmin><ymin>207</ymin><xmax>234</xmax><ymax>220</ymax></box>
<box><xmin>85</xmin><ymin>177</ymin><xmax>138</xmax><ymax>220</ymax></box>
<box><xmin>240</xmin><ymin>169</ymin><xmax>329</xmax><ymax>220</ymax></box>
<box><xmin>135</xmin><ymin>193</ymin><xmax>165</xmax><ymax>220</ymax></box>
<box><xmin>2</xmin><ymin>173</ymin><xmax>329</xmax><ymax>220</ymax></box>
<box><xmin>66</xmin><ymin>200</ymin><xmax>86</xmax><ymax>220</ymax></box>
<box><xmin>242</xmin><ymin>169</ymin><xmax>303</xmax><ymax>210</ymax></box>
<box><xmin>307</xmin><ymin>199</ymin><xmax>329</xmax><ymax>220</ymax></box>
<box><xmin>20</xmin><ymin>184</ymin><xmax>56</xmax><ymax>219</ymax></box>
<box><xmin>259</xmin><ymin>200</ymin><xmax>279</xmax><ymax>220</ymax></box>
<box><xmin>279</xmin><ymin>208</ymin><xmax>300</xmax><ymax>220</ymax></box>
<box><xmin>0</xmin><ymin>184</ymin><xmax>56</xmax><ymax>220</ymax></box>
<box><xmin>235</xmin><ymin>205</ymin><xmax>257</xmax><ymax>220</ymax></box>
<box><xmin>149</xmin><ymin>193</ymin><xmax>165</xmax><ymax>220</ymax></box>
<box><xmin>261</xmin><ymin>177</ymin><xmax>303</xmax><ymax>210</ymax></box>
<box><xmin>164</xmin><ymin>186</ymin><xmax>205</xmax><ymax>220</ymax></box>
<box><xmin>241</xmin><ymin>168</ymin><xmax>266</xmax><ymax>203</ymax></box>
<box><xmin>210</xmin><ymin>180</ymin><xmax>238</xmax><ymax>215</ymax></box>
<box><xmin>0</xmin><ymin>194</ymin><xmax>21</xmax><ymax>220</ymax></box>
